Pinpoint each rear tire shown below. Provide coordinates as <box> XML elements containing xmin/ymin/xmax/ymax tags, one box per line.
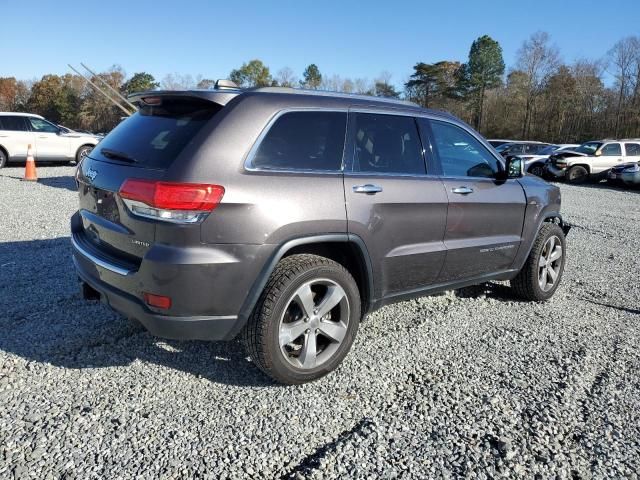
<box><xmin>510</xmin><ymin>223</ymin><xmax>566</xmax><ymax>301</ymax></box>
<box><xmin>0</xmin><ymin>149</ymin><xmax>7</xmax><ymax>169</ymax></box>
<box><xmin>567</xmin><ymin>165</ymin><xmax>588</xmax><ymax>184</ymax></box>
<box><xmin>242</xmin><ymin>254</ymin><xmax>361</xmax><ymax>385</ymax></box>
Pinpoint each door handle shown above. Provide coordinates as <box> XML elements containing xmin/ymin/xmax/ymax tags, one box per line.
<box><xmin>452</xmin><ymin>186</ymin><xmax>474</xmax><ymax>195</ymax></box>
<box><xmin>353</xmin><ymin>184</ymin><xmax>383</xmax><ymax>194</ymax></box>
<box><xmin>38</xmin><ymin>136</ymin><xmax>49</xmax><ymax>139</ymax></box>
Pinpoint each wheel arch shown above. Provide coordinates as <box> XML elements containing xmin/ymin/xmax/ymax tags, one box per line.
<box><xmin>568</xmin><ymin>162</ymin><xmax>591</xmax><ymax>173</ymax></box>
<box><xmin>0</xmin><ymin>144</ymin><xmax>9</xmax><ymax>163</ymax></box>
<box><xmin>75</xmin><ymin>143</ymin><xmax>96</xmax><ymax>161</ymax></box>
<box><xmin>229</xmin><ymin>234</ymin><xmax>374</xmax><ymax>339</ymax></box>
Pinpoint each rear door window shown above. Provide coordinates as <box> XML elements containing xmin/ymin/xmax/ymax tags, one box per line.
<box><xmin>350</xmin><ymin>113</ymin><xmax>425</xmax><ymax>175</ymax></box>
<box><xmin>1</xmin><ymin>116</ymin><xmax>29</xmax><ymax>131</ymax></box>
<box><xmin>624</xmin><ymin>143</ymin><xmax>640</xmax><ymax>156</ymax></box>
<box><xmin>89</xmin><ymin>97</ymin><xmax>221</xmax><ymax>169</ymax></box>
<box><xmin>251</xmin><ymin>111</ymin><xmax>347</xmax><ymax>171</ymax></box>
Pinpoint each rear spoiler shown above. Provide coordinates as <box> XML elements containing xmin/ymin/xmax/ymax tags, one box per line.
<box><xmin>127</xmin><ymin>89</ymin><xmax>241</xmax><ymax>107</ymax></box>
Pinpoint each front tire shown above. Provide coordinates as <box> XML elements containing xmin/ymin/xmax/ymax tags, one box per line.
<box><xmin>0</xmin><ymin>149</ymin><xmax>7</xmax><ymax>169</ymax></box>
<box><xmin>567</xmin><ymin>165</ymin><xmax>588</xmax><ymax>184</ymax></box>
<box><xmin>243</xmin><ymin>254</ymin><xmax>361</xmax><ymax>385</ymax></box>
<box><xmin>529</xmin><ymin>164</ymin><xmax>545</xmax><ymax>177</ymax></box>
<box><xmin>75</xmin><ymin>145</ymin><xmax>93</xmax><ymax>164</ymax></box>
<box><xmin>510</xmin><ymin>223</ymin><xmax>566</xmax><ymax>301</ymax></box>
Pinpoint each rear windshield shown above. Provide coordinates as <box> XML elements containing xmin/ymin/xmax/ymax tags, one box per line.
<box><xmin>88</xmin><ymin>97</ymin><xmax>221</xmax><ymax>169</ymax></box>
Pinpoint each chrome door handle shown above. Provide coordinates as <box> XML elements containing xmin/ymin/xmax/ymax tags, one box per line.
<box><xmin>38</xmin><ymin>136</ymin><xmax>49</xmax><ymax>139</ymax></box>
<box><xmin>353</xmin><ymin>184</ymin><xmax>383</xmax><ymax>194</ymax></box>
<box><xmin>452</xmin><ymin>186</ymin><xmax>474</xmax><ymax>195</ymax></box>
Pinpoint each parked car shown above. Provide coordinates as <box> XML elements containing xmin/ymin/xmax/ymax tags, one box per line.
<box><xmin>0</xmin><ymin>113</ymin><xmax>100</xmax><ymax>168</ymax></box>
<box><xmin>71</xmin><ymin>85</ymin><xmax>570</xmax><ymax>384</ymax></box>
<box><xmin>495</xmin><ymin>141</ymin><xmax>552</xmax><ymax>159</ymax></box>
<box><xmin>620</xmin><ymin>162</ymin><xmax>640</xmax><ymax>186</ymax></box>
<box><xmin>58</xmin><ymin>125</ymin><xmax>105</xmax><ymax>138</ymax></box>
<box><xmin>546</xmin><ymin>139</ymin><xmax>640</xmax><ymax>184</ymax></box>
<box><xmin>517</xmin><ymin>144</ymin><xmax>581</xmax><ymax>177</ymax></box>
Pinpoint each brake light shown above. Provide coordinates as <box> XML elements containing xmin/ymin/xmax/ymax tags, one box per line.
<box><xmin>119</xmin><ymin>179</ymin><xmax>224</xmax><ymax>223</ymax></box>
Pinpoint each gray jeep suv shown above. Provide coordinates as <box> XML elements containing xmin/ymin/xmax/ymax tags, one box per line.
<box><xmin>72</xmin><ymin>85</ymin><xmax>569</xmax><ymax>384</ymax></box>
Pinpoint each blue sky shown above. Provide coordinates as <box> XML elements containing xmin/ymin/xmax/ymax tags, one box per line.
<box><xmin>1</xmin><ymin>0</ymin><xmax>638</xmax><ymax>87</ymax></box>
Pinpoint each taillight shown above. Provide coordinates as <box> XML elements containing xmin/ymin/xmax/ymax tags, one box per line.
<box><xmin>119</xmin><ymin>179</ymin><xmax>225</xmax><ymax>223</ymax></box>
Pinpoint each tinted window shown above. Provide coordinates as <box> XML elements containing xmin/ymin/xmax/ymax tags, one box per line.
<box><xmin>0</xmin><ymin>116</ymin><xmax>28</xmax><ymax>131</ymax></box>
<box><xmin>524</xmin><ymin>144</ymin><xmax>548</xmax><ymax>154</ymax></box>
<box><xmin>252</xmin><ymin>111</ymin><xmax>346</xmax><ymax>171</ymax></box>
<box><xmin>496</xmin><ymin>143</ymin><xmax>524</xmax><ymax>154</ymax></box>
<box><xmin>430</xmin><ymin>120</ymin><xmax>500</xmax><ymax>178</ymax></box>
<box><xmin>625</xmin><ymin>143</ymin><xmax>640</xmax><ymax>156</ymax></box>
<box><xmin>28</xmin><ymin>117</ymin><xmax>59</xmax><ymax>133</ymax></box>
<box><xmin>352</xmin><ymin>113</ymin><xmax>425</xmax><ymax>175</ymax></box>
<box><xmin>601</xmin><ymin>143</ymin><xmax>622</xmax><ymax>156</ymax></box>
<box><xmin>89</xmin><ymin>97</ymin><xmax>220</xmax><ymax>169</ymax></box>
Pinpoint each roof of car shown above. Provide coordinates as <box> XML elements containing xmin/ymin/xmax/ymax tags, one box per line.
<box><xmin>127</xmin><ymin>86</ymin><xmax>460</xmax><ymax>122</ymax></box>
<box><xmin>0</xmin><ymin>112</ymin><xmax>44</xmax><ymax>118</ymax></box>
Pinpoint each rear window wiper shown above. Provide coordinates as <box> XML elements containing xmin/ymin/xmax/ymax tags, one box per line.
<box><xmin>100</xmin><ymin>148</ymin><xmax>138</xmax><ymax>163</ymax></box>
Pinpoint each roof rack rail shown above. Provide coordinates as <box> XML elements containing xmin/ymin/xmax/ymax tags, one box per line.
<box><xmin>249</xmin><ymin>86</ymin><xmax>420</xmax><ymax>107</ymax></box>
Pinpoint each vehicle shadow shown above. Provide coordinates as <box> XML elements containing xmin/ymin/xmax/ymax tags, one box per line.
<box><xmin>454</xmin><ymin>282</ymin><xmax>525</xmax><ymax>302</ymax></box>
<box><xmin>555</xmin><ymin>179</ymin><xmax>640</xmax><ymax>194</ymax></box>
<box><xmin>0</xmin><ymin>237</ymin><xmax>275</xmax><ymax>387</ymax></box>
<box><xmin>37</xmin><ymin>175</ymin><xmax>77</xmax><ymax>192</ymax></box>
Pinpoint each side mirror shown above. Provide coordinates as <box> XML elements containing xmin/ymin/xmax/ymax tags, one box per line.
<box><xmin>594</xmin><ymin>150</ymin><xmax>602</xmax><ymax>156</ymax></box>
<box><xmin>498</xmin><ymin>156</ymin><xmax>524</xmax><ymax>180</ymax></box>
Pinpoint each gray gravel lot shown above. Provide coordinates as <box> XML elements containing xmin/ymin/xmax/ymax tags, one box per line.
<box><xmin>1</xmin><ymin>166</ymin><xmax>639</xmax><ymax>479</ymax></box>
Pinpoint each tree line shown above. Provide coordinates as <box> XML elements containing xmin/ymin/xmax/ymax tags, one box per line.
<box><xmin>1</xmin><ymin>31</ymin><xmax>638</xmax><ymax>142</ymax></box>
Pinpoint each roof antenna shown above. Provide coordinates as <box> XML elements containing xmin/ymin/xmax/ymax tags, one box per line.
<box><xmin>68</xmin><ymin>64</ymin><xmax>135</xmax><ymax>116</ymax></box>
<box><xmin>215</xmin><ymin>79</ymin><xmax>239</xmax><ymax>90</ymax></box>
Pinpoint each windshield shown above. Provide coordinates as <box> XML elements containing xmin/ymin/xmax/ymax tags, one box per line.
<box><xmin>574</xmin><ymin>142</ymin><xmax>602</xmax><ymax>155</ymax></box>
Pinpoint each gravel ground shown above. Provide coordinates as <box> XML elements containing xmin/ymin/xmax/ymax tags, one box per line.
<box><xmin>1</xmin><ymin>166</ymin><xmax>639</xmax><ymax>479</ymax></box>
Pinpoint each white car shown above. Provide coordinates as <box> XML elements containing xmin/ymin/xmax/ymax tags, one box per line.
<box><xmin>0</xmin><ymin>112</ymin><xmax>100</xmax><ymax>168</ymax></box>
<box><xmin>547</xmin><ymin>139</ymin><xmax>640</xmax><ymax>183</ymax></box>
<box><xmin>517</xmin><ymin>144</ymin><xmax>580</xmax><ymax>177</ymax></box>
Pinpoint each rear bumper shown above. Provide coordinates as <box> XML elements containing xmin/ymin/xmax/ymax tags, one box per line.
<box><xmin>75</xmin><ymin>263</ymin><xmax>239</xmax><ymax>340</ymax></box>
<box><xmin>70</xmin><ymin>211</ymin><xmax>273</xmax><ymax>341</ymax></box>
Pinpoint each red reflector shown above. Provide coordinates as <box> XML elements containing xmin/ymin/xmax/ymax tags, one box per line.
<box><xmin>120</xmin><ymin>179</ymin><xmax>225</xmax><ymax>211</ymax></box>
<box><xmin>143</xmin><ymin>292</ymin><xmax>172</xmax><ymax>309</ymax></box>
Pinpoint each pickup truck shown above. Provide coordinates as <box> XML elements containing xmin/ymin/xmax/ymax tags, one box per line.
<box><xmin>546</xmin><ymin>139</ymin><xmax>640</xmax><ymax>184</ymax></box>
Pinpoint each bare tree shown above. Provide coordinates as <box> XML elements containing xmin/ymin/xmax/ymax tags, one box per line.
<box><xmin>516</xmin><ymin>31</ymin><xmax>560</xmax><ymax>138</ymax></box>
<box><xmin>161</xmin><ymin>73</ymin><xmax>201</xmax><ymax>90</ymax></box>
<box><xmin>607</xmin><ymin>36</ymin><xmax>640</xmax><ymax>136</ymax></box>
<box><xmin>276</xmin><ymin>67</ymin><xmax>297</xmax><ymax>88</ymax></box>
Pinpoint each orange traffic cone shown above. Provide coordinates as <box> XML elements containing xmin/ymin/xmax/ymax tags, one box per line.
<box><xmin>23</xmin><ymin>144</ymin><xmax>37</xmax><ymax>182</ymax></box>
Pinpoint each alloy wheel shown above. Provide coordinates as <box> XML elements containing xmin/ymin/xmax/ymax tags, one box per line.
<box><xmin>278</xmin><ymin>279</ymin><xmax>350</xmax><ymax>370</ymax></box>
<box><xmin>538</xmin><ymin>235</ymin><xmax>563</xmax><ymax>292</ymax></box>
